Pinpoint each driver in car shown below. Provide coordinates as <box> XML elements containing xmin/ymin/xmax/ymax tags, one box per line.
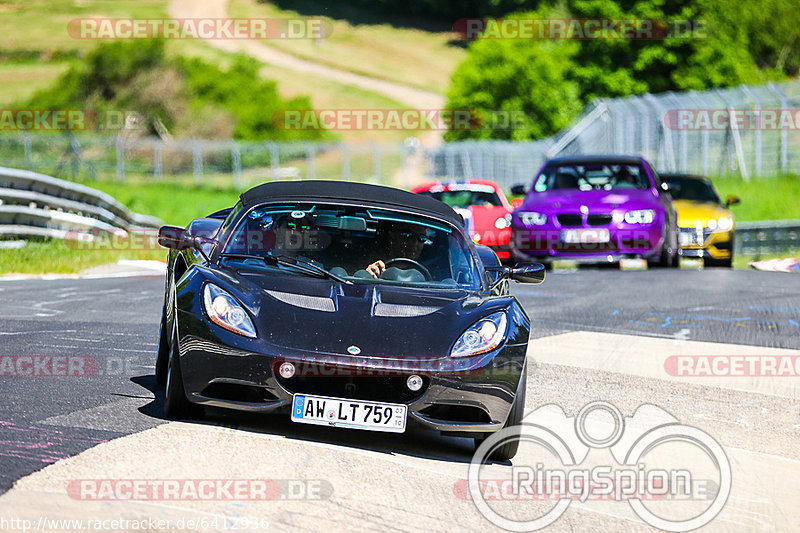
<box><xmin>365</xmin><ymin>222</ymin><xmax>430</xmax><ymax>279</ymax></box>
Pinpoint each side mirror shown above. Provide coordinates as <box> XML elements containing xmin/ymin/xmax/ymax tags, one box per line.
<box><xmin>158</xmin><ymin>226</ymin><xmax>214</xmax><ymax>260</ymax></box>
<box><xmin>485</xmin><ymin>262</ymin><xmax>545</xmax><ymax>290</ymax></box>
<box><xmin>510</xmin><ymin>184</ymin><xmax>527</xmax><ymax>196</ymax></box>
<box><xmin>726</xmin><ymin>195</ymin><xmax>740</xmax><ymax>207</ymax></box>
<box><xmin>158</xmin><ymin>226</ymin><xmax>192</xmax><ymax>250</ymax></box>
<box><xmin>510</xmin><ymin>263</ymin><xmax>546</xmax><ymax>284</ymax></box>
<box><xmin>510</xmin><ymin>198</ymin><xmax>523</xmax><ymax>209</ymax></box>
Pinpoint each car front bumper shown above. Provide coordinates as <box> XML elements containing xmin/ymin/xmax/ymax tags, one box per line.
<box><xmin>510</xmin><ymin>224</ymin><xmax>664</xmax><ymax>262</ymax></box>
<box><xmin>678</xmin><ymin>227</ymin><xmax>734</xmax><ymax>260</ymax></box>
<box><xmin>175</xmin><ymin>311</ymin><xmax>526</xmax><ymax>435</ymax></box>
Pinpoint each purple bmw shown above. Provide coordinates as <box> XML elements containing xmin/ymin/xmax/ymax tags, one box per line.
<box><xmin>510</xmin><ymin>155</ymin><xmax>679</xmax><ymax>267</ymax></box>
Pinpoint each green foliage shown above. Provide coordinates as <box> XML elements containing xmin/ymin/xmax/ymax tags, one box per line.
<box><xmin>445</xmin><ymin>9</ymin><xmax>582</xmax><ymax>141</ymax></box>
<box><xmin>446</xmin><ymin>0</ymin><xmax>800</xmax><ymax>140</ymax></box>
<box><xmin>23</xmin><ymin>40</ymin><xmax>328</xmax><ymax>141</ymax></box>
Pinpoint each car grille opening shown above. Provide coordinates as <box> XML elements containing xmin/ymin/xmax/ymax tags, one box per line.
<box><xmin>201</xmin><ymin>383</ymin><xmax>278</xmax><ymax>404</ymax></box>
<box><xmin>277</xmin><ymin>375</ymin><xmax>427</xmax><ymax>403</ymax></box>
<box><xmin>419</xmin><ymin>404</ymin><xmax>492</xmax><ymax>424</ymax></box>
<box><xmin>557</xmin><ymin>214</ymin><xmax>582</xmax><ymax>226</ymax></box>
<box><xmin>587</xmin><ymin>214</ymin><xmax>613</xmax><ymax>226</ymax></box>
<box><xmin>555</xmin><ymin>241</ymin><xmax>619</xmax><ymax>253</ymax></box>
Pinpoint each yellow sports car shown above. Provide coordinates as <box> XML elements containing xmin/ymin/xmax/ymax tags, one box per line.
<box><xmin>659</xmin><ymin>174</ymin><xmax>740</xmax><ymax>267</ymax></box>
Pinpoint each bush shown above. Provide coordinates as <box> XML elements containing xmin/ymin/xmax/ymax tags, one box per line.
<box><xmin>24</xmin><ymin>41</ymin><xmax>330</xmax><ymax>142</ymax></box>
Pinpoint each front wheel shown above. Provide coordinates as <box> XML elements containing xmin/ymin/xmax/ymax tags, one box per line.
<box><xmin>704</xmin><ymin>256</ymin><xmax>733</xmax><ymax>268</ymax></box>
<box><xmin>648</xmin><ymin>239</ymin><xmax>677</xmax><ymax>269</ymax></box>
<box><xmin>155</xmin><ymin>311</ymin><xmax>169</xmax><ymax>386</ymax></box>
<box><xmin>474</xmin><ymin>363</ymin><xmax>527</xmax><ymax>461</ymax></box>
<box><xmin>164</xmin><ymin>327</ymin><xmax>202</xmax><ymax>420</ymax></box>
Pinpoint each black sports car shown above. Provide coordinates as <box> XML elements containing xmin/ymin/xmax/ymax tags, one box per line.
<box><xmin>156</xmin><ymin>180</ymin><xmax>544</xmax><ymax>460</ymax></box>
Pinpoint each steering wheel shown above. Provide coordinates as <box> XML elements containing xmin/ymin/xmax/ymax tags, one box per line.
<box><xmin>383</xmin><ymin>258</ymin><xmax>432</xmax><ymax>281</ymax></box>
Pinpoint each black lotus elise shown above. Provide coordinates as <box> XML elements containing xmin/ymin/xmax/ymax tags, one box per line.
<box><xmin>156</xmin><ymin>180</ymin><xmax>544</xmax><ymax>460</ymax></box>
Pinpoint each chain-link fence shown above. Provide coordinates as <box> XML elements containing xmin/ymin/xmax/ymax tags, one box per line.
<box><xmin>4</xmin><ymin>79</ymin><xmax>799</xmax><ymax>192</ymax></box>
<box><xmin>428</xmin><ymin>79</ymin><xmax>800</xmax><ymax>189</ymax></box>
<box><xmin>0</xmin><ymin>134</ymin><xmax>415</xmax><ymax>189</ymax></box>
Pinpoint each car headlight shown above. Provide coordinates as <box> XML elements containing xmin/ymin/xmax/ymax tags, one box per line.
<box><xmin>495</xmin><ymin>214</ymin><xmax>512</xmax><ymax>229</ymax></box>
<box><xmin>717</xmin><ymin>217</ymin><xmax>733</xmax><ymax>231</ymax></box>
<box><xmin>624</xmin><ymin>209</ymin><xmax>656</xmax><ymax>224</ymax></box>
<box><xmin>451</xmin><ymin>312</ymin><xmax>508</xmax><ymax>358</ymax></box>
<box><xmin>519</xmin><ymin>212</ymin><xmax>547</xmax><ymax>226</ymax></box>
<box><xmin>203</xmin><ymin>284</ymin><xmax>256</xmax><ymax>338</ymax></box>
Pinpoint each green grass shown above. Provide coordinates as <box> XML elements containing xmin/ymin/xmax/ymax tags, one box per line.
<box><xmin>0</xmin><ymin>240</ymin><xmax>165</xmax><ymax>274</ymax></box>
<box><xmin>0</xmin><ymin>180</ymin><xmax>245</xmax><ymax>274</ymax></box>
<box><xmin>0</xmin><ymin>0</ymin><xmax>167</xmax><ymax>53</ymax></box>
<box><xmin>710</xmin><ymin>175</ymin><xmax>800</xmax><ymax>222</ymax></box>
<box><xmin>0</xmin><ymin>0</ymin><xmax>425</xmax><ymax>144</ymax></box>
<box><xmin>0</xmin><ymin>63</ymin><xmax>71</xmax><ymax>106</ymax></box>
<box><xmin>170</xmin><ymin>39</ymin><xmax>420</xmax><ymax>144</ymax></box>
<box><xmin>228</xmin><ymin>0</ymin><xmax>463</xmax><ymax>95</ymax></box>
<box><xmin>73</xmin><ymin>181</ymin><xmax>244</xmax><ymax>226</ymax></box>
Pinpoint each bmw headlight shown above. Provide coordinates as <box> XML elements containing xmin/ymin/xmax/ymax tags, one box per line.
<box><xmin>451</xmin><ymin>312</ymin><xmax>508</xmax><ymax>358</ymax></box>
<box><xmin>624</xmin><ymin>209</ymin><xmax>656</xmax><ymax>224</ymax></box>
<box><xmin>717</xmin><ymin>216</ymin><xmax>733</xmax><ymax>232</ymax></box>
<box><xmin>519</xmin><ymin>212</ymin><xmax>547</xmax><ymax>226</ymax></box>
<box><xmin>203</xmin><ymin>284</ymin><xmax>256</xmax><ymax>338</ymax></box>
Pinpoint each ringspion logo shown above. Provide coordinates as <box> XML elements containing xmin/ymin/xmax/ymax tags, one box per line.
<box><xmin>467</xmin><ymin>402</ymin><xmax>730</xmax><ymax>531</ymax></box>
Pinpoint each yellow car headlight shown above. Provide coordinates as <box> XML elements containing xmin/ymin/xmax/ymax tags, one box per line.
<box><xmin>717</xmin><ymin>217</ymin><xmax>733</xmax><ymax>232</ymax></box>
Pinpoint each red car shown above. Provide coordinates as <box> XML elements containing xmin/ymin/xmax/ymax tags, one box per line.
<box><xmin>412</xmin><ymin>179</ymin><xmax>519</xmax><ymax>262</ymax></box>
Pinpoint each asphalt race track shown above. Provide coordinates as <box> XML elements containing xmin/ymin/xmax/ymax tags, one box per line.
<box><xmin>0</xmin><ymin>269</ymin><xmax>798</xmax><ymax>532</ymax></box>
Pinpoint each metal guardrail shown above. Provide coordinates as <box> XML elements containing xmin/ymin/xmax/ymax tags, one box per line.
<box><xmin>735</xmin><ymin>219</ymin><xmax>800</xmax><ymax>256</ymax></box>
<box><xmin>0</xmin><ymin>166</ymin><xmax>162</xmax><ymax>241</ymax></box>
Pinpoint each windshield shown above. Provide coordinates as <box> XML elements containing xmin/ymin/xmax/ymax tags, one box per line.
<box><xmin>221</xmin><ymin>203</ymin><xmax>481</xmax><ymax>289</ymax></box>
<box><xmin>533</xmin><ymin>163</ymin><xmax>650</xmax><ymax>191</ymax></box>
<box><xmin>662</xmin><ymin>177</ymin><xmax>721</xmax><ymax>204</ymax></box>
<box><xmin>418</xmin><ymin>188</ymin><xmax>503</xmax><ymax>208</ymax></box>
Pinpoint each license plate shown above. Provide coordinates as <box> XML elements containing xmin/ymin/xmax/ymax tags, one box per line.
<box><xmin>561</xmin><ymin>229</ymin><xmax>610</xmax><ymax>244</ymax></box>
<box><xmin>291</xmin><ymin>394</ymin><xmax>407</xmax><ymax>433</ymax></box>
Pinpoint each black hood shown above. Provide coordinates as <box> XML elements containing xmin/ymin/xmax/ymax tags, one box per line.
<box><xmin>208</xmin><ymin>267</ymin><xmax>509</xmax><ymax>359</ymax></box>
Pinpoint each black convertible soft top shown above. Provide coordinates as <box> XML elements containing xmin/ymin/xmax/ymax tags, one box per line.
<box><xmin>240</xmin><ymin>180</ymin><xmax>464</xmax><ymax>227</ymax></box>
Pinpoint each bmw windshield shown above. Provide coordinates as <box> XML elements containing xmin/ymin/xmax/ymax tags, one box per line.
<box><xmin>220</xmin><ymin>203</ymin><xmax>481</xmax><ymax>289</ymax></box>
<box><xmin>533</xmin><ymin>163</ymin><xmax>650</xmax><ymax>191</ymax></box>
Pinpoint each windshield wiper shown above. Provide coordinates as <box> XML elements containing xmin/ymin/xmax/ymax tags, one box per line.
<box><xmin>219</xmin><ymin>253</ymin><xmax>351</xmax><ymax>284</ymax></box>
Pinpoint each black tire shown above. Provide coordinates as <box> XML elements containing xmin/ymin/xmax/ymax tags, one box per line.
<box><xmin>155</xmin><ymin>311</ymin><xmax>169</xmax><ymax>386</ymax></box>
<box><xmin>704</xmin><ymin>256</ymin><xmax>733</xmax><ymax>268</ymax></box>
<box><xmin>164</xmin><ymin>328</ymin><xmax>202</xmax><ymax>420</ymax></box>
<box><xmin>671</xmin><ymin>250</ymin><xmax>681</xmax><ymax>268</ymax></box>
<box><xmin>475</xmin><ymin>363</ymin><xmax>527</xmax><ymax>461</ymax></box>
<box><xmin>647</xmin><ymin>240</ymin><xmax>675</xmax><ymax>269</ymax></box>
